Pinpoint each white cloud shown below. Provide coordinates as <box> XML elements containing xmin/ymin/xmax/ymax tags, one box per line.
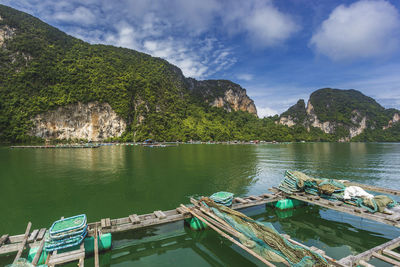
<box><xmin>257</xmin><ymin>106</ymin><xmax>278</xmax><ymax>118</ymax></box>
<box><xmin>244</xmin><ymin>2</ymin><xmax>300</xmax><ymax>47</ymax></box>
<box><xmin>53</xmin><ymin>6</ymin><xmax>97</xmax><ymax>26</ymax></box>
<box><xmin>310</xmin><ymin>0</ymin><xmax>400</xmax><ymax>60</ymax></box>
<box><xmin>0</xmin><ymin>0</ymin><xmax>302</xmax><ymax>79</ymax></box>
<box><xmin>237</xmin><ymin>74</ymin><xmax>254</xmax><ymax>81</ymax></box>
<box><xmin>221</xmin><ymin>0</ymin><xmax>299</xmax><ymax>47</ymax></box>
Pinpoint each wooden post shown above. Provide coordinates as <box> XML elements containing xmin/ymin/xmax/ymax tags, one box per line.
<box><xmin>180</xmin><ymin>205</ymin><xmax>276</xmax><ymax>267</ymax></box>
<box><xmin>94</xmin><ymin>226</ymin><xmax>99</xmax><ymax>267</ymax></box>
<box><xmin>32</xmin><ymin>239</ymin><xmax>45</xmax><ymax>266</ymax></box>
<box><xmin>13</xmin><ymin>222</ymin><xmax>32</xmax><ymax>263</ymax></box>
<box><xmin>79</xmin><ymin>242</ymin><xmax>85</xmax><ymax>267</ymax></box>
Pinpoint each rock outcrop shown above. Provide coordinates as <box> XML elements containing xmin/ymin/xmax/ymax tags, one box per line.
<box><xmin>30</xmin><ymin>102</ymin><xmax>126</xmax><ymax>141</ymax></box>
<box><xmin>188</xmin><ymin>79</ymin><xmax>257</xmax><ymax>116</ymax></box>
<box><xmin>306</xmin><ymin>101</ymin><xmax>336</xmax><ymax>134</ymax></box>
<box><xmin>0</xmin><ymin>24</ymin><xmax>15</xmax><ymax>47</ymax></box>
<box><xmin>211</xmin><ymin>88</ymin><xmax>257</xmax><ymax>114</ymax></box>
<box><xmin>383</xmin><ymin>113</ymin><xmax>400</xmax><ymax>130</ymax></box>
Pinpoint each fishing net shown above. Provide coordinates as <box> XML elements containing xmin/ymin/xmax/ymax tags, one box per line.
<box><xmin>5</xmin><ymin>259</ymin><xmax>34</xmax><ymax>267</ymax></box>
<box><xmin>278</xmin><ymin>170</ymin><xmax>398</xmax><ymax>213</ymax></box>
<box><xmin>357</xmin><ymin>195</ymin><xmax>397</xmax><ymax>213</ymax></box>
<box><xmin>201</xmin><ymin>198</ymin><xmax>329</xmax><ymax>267</ymax></box>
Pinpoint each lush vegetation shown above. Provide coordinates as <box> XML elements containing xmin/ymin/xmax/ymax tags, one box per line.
<box><xmin>280</xmin><ymin>99</ymin><xmax>307</xmax><ymax>124</ymax></box>
<box><xmin>0</xmin><ymin>5</ymin><xmax>399</xmax><ymax>143</ymax></box>
<box><xmin>309</xmin><ymin>88</ymin><xmax>392</xmax><ymax>128</ymax></box>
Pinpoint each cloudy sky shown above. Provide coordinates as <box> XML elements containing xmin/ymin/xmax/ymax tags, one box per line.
<box><xmin>1</xmin><ymin>0</ymin><xmax>400</xmax><ymax>117</ymax></box>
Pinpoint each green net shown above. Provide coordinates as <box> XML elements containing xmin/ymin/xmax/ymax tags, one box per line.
<box><xmin>278</xmin><ymin>170</ymin><xmax>397</xmax><ymax>213</ymax></box>
<box><xmin>5</xmin><ymin>259</ymin><xmax>34</xmax><ymax>267</ymax></box>
<box><xmin>201</xmin><ymin>198</ymin><xmax>329</xmax><ymax>266</ymax></box>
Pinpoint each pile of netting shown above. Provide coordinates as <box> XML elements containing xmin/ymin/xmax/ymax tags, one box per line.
<box><xmin>200</xmin><ymin>197</ymin><xmax>329</xmax><ymax>267</ymax></box>
<box><xmin>278</xmin><ymin>170</ymin><xmax>398</xmax><ymax>213</ymax></box>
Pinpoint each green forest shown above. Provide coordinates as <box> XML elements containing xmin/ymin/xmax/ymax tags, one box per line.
<box><xmin>0</xmin><ymin>5</ymin><xmax>399</xmax><ymax>143</ymax></box>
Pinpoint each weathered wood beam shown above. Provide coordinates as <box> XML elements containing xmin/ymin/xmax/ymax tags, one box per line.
<box><xmin>13</xmin><ymin>222</ymin><xmax>31</xmax><ymax>263</ymax></box>
<box><xmin>32</xmin><ymin>239</ymin><xmax>45</xmax><ymax>266</ymax></box>
<box><xmin>94</xmin><ymin>226</ymin><xmax>99</xmax><ymax>267</ymax></box>
<box><xmin>382</xmin><ymin>249</ymin><xmax>400</xmax><ymax>261</ymax></box>
<box><xmin>338</xmin><ymin>236</ymin><xmax>400</xmax><ymax>265</ymax></box>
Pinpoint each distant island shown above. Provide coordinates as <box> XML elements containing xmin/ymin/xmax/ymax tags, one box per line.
<box><xmin>0</xmin><ymin>5</ymin><xmax>399</xmax><ymax>143</ymax></box>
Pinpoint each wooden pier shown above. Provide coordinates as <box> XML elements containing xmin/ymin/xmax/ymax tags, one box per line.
<box><xmin>0</xmin><ymin>192</ymin><xmax>283</xmax><ymax>266</ymax></box>
<box><xmin>1</xmin><ymin>182</ymin><xmax>400</xmax><ymax>266</ymax></box>
<box><xmin>10</xmin><ymin>145</ymin><xmax>100</xmax><ymax>149</ymax></box>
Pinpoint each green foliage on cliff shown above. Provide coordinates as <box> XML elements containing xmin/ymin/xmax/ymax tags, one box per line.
<box><xmin>281</xmin><ymin>99</ymin><xmax>307</xmax><ymax>124</ymax></box>
<box><xmin>0</xmin><ymin>5</ymin><xmax>399</xmax><ymax>143</ymax></box>
<box><xmin>309</xmin><ymin>88</ymin><xmax>391</xmax><ymax>128</ymax></box>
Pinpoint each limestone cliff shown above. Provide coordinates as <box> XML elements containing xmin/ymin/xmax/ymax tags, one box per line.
<box><xmin>278</xmin><ymin>88</ymin><xmax>396</xmax><ymax>141</ymax></box>
<box><xmin>187</xmin><ymin>79</ymin><xmax>257</xmax><ymax>115</ymax></box>
<box><xmin>383</xmin><ymin>113</ymin><xmax>400</xmax><ymax>130</ymax></box>
<box><xmin>30</xmin><ymin>102</ymin><xmax>126</xmax><ymax>141</ymax></box>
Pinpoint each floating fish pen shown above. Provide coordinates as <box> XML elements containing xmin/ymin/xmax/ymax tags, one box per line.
<box><xmin>1</xmin><ymin>171</ymin><xmax>400</xmax><ymax>266</ymax></box>
<box><xmin>10</xmin><ymin>144</ymin><xmax>100</xmax><ymax>149</ymax></box>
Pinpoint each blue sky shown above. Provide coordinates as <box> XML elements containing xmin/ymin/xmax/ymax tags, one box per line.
<box><xmin>2</xmin><ymin>0</ymin><xmax>400</xmax><ymax>117</ymax></box>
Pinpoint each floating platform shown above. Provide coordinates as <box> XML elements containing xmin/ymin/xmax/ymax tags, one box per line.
<box><xmin>10</xmin><ymin>145</ymin><xmax>100</xmax><ymax>149</ymax></box>
<box><xmin>1</xmin><ymin>182</ymin><xmax>400</xmax><ymax>266</ymax></box>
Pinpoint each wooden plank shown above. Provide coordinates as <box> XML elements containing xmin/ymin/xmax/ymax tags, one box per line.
<box><xmin>79</xmin><ymin>242</ymin><xmax>85</xmax><ymax>267</ymax></box>
<box><xmin>383</xmin><ymin>249</ymin><xmax>400</xmax><ymax>261</ymax></box>
<box><xmin>94</xmin><ymin>226</ymin><xmax>99</xmax><ymax>267</ymax></box>
<box><xmin>387</xmin><ymin>214</ymin><xmax>400</xmax><ymax>222</ymax></box>
<box><xmin>48</xmin><ymin>250</ymin><xmax>85</xmax><ymax>265</ymax></box>
<box><xmin>101</xmin><ymin>219</ymin><xmax>106</xmax><ymax>228</ymax></box>
<box><xmin>13</xmin><ymin>222</ymin><xmax>32</xmax><ymax>263</ymax></box>
<box><xmin>37</xmin><ymin>228</ymin><xmax>46</xmax><ymax>241</ymax></box>
<box><xmin>28</xmin><ymin>229</ymin><xmax>39</xmax><ymax>243</ymax></box>
<box><xmin>339</xmin><ymin>236</ymin><xmax>400</xmax><ymax>265</ymax></box>
<box><xmin>0</xmin><ymin>192</ymin><xmax>283</xmax><ymax>255</ymax></box>
<box><xmin>175</xmin><ymin>207</ymin><xmax>186</xmax><ymax>214</ymax></box>
<box><xmin>262</xmin><ymin>193</ymin><xmax>275</xmax><ymax>198</ymax></box>
<box><xmin>154</xmin><ymin>210</ymin><xmax>167</xmax><ymax>219</ymax></box>
<box><xmin>372</xmin><ymin>252</ymin><xmax>400</xmax><ymax>265</ymax></box>
<box><xmin>32</xmin><ymin>239</ymin><xmax>45</xmax><ymax>266</ymax></box>
<box><xmin>249</xmin><ymin>195</ymin><xmax>263</xmax><ymax>201</ymax></box>
<box><xmin>0</xmin><ymin>234</ymin><xmax>9</xmax><ymax>246</ymax></box>
<box><xmin>105</xmin><ymin>218</ymin><xmax>111</xmax><ymax>228</ymax></box>
<box><xmin>358</xmin><ymin>260</ymin><xmax>375</xmax><ymax>267</ymax></box>
<box><xmin>234</xmin><ymin>197</ymin><xmax>248</xmax><ymax>204</ymax></box>
<box><xmin>129</xmin><ymin>214</ymin><xmax>141</xmax><ymax>224</ymax></box>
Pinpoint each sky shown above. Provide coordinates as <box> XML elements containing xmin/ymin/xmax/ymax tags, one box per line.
<box><xmin>1</xmin><ymin>0</ymin><xmax>400</xmax><ymax>117</ymax></box>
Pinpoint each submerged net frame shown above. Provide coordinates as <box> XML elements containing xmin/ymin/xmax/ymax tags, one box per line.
<box><xmin>199</xmin><ymin>197</ymin><xmax>329</xmax><ymax>267</ymax></box>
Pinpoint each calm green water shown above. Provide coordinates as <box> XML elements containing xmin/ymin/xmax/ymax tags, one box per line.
<box><xmin>1</xmin><ymin>143</ymin><xmax>400</xmax><ymax>266</ymax></box>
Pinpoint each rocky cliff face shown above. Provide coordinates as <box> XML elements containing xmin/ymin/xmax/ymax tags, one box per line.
<box><xmin>188</xmin><ymin>79</ymin><xmax>257</xmax><ymax>115</ymax></box>
<box><xmin>278</xmin><ymin>88</ymin><xmax>398</xmax><ymax>141</ymax></box>
<box><xmin>0</xmin><ymin>19</ymin><xmax>15</xmax><ymax>47</ymax></box>
<box><xmin>383</xmin><ymin>113</ymin><xmax>400</xmax><ymax>130</ymax></box>
<box><xmin>306</xmin><ymin>101</ymin><xmax>336</xmax><ymax>134</ymax></box>
<box><xmin>211</xmin><ymin>88</ymin><xmax>257</xmax><ymax>114</ymax></box>
<box><xmin>30</xmin><ymin>102</ymin><xmax>126</xmax><ymax>141</ymax></box>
